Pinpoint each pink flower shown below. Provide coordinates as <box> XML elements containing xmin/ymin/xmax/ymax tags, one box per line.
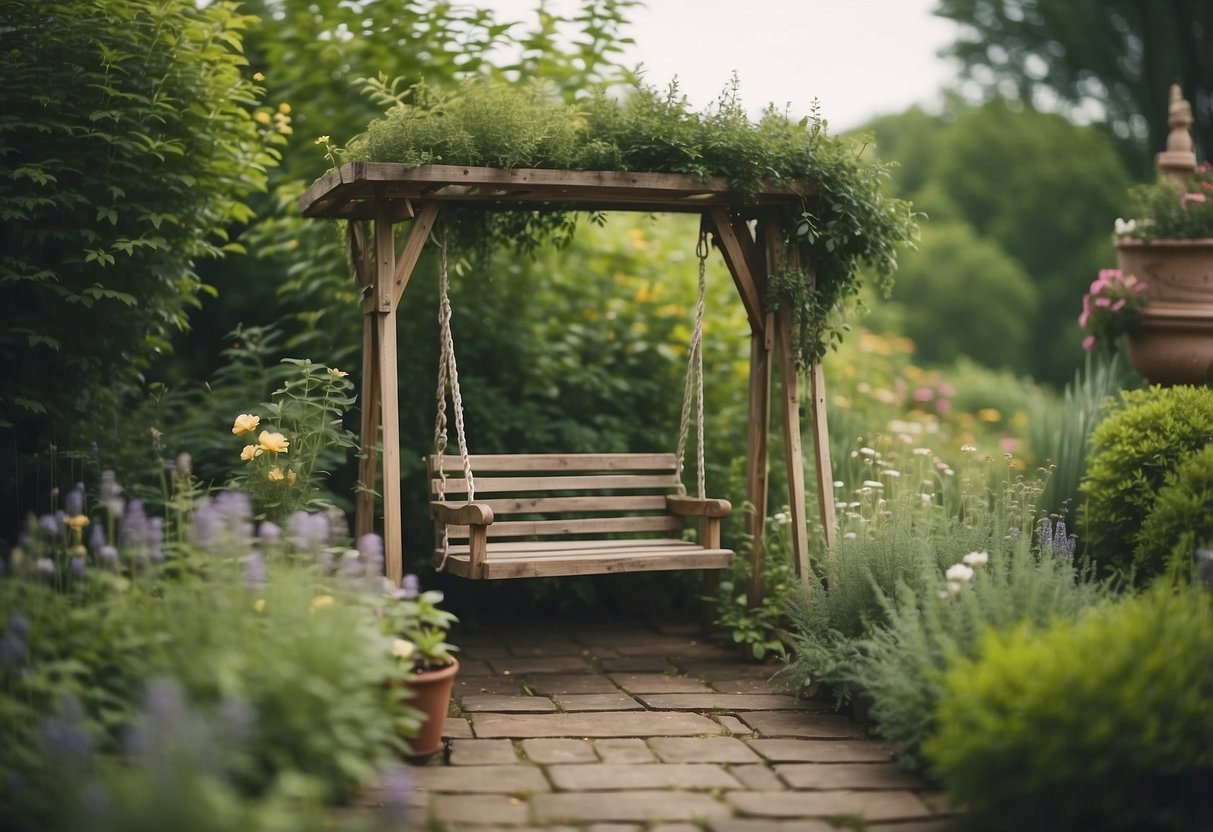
<box><xmin>1098</xmin><ymin>268</ymin><xmax>1121</xmax><ymax>281</ymax></box>
<box><xmin>1095</xmin><ymin>296</ymin><xmax>1112</xmax><ymax>308</ymax></box>
<box><xmin>913</xmin><ymin>387</ymin><xmax>934</xmax><ymax>402</ymax></box>
<box><xmin>1181</xmin><ymin>192</ymin><xmax>1207</xmax><ymax>206</ymax></box>
<box><xmin>1078</xmin><ymin>309</ymin><xmax>1090</xmax><ymax>328</ymax></box>
<box><xmin>1083</xmin><ymin>335</ymin><xmax>1096</xmax><ymax>351</ymax></box>
<box><xmin>1112</xmin><ymin>299</ymin><xmax>1126</xmax><ymax>312</ymax></box>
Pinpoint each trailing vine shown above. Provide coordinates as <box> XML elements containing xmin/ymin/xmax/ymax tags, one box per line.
<box><xmin>332</xmin><ymin>76</ymin><xmax>919</xmax><ymax>365</ymax></box>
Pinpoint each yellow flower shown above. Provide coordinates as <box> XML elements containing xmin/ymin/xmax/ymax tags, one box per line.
<box><xmin>258</xmin><ymin>430</ymin><xmax>289</xmax><ymax>454</ymax></box>
<box><xmin>327</xmin><ymin>367</ymin><xmax>348</xmax><ymax>378</ymax></box>
<box><xmin>315</xmin><ymin>135</ymin><xmax>330</xmax><ymax>145</ymax></box>
<box><xmin>978</xmin><ymin>408</ymin><xmax>1002</xmax><ymax>424</ymax></box>
<box><xmin>64</xmin><ymin>515</ymin><xmax>89</xmax><ymax>530</ymax></box>
<box><xmin>253</xmin><ymin>598</ymin><xmax>266</xmax><ymax>613</ymax></box>
<box><xmin>267</xmin><ymin>467</ymin><xmax>285</xmax><ymax>483</ymax></box>
<box><xmin>309</xmin><ymin>595</ymin><xmax>334</xmax><ymax>614</ymax></box>
<box><xmin>277</xmin><ymin>102</ymin><xmax>291</xmax><ymax>114</ymax></box>
<box><xmin>240</xmin><ymin>444</ymin><xmax>262</xmax><ymax>461</ymax></box>
<box><xmin>252</xmin><ymin>71</ymin><xmax>265</xmax><ymax>82</ymax></box>
<box><xmin>232</xmin><ymin>413</ymin><xmax>260</xmax><ymax>436</ymax></box>
<box><xmin>392</xmin><ymin>638</ymin><xmax>415</xmax><ymax>660</ymax></box>
<box><xmin>254</xmin><ymin>111</ymin><xmax>271</xmax><ymax>125</ymax></box>
<box><xmin>286</xmin><ymin>469</ymin><xmax>297</xmax><ymax>485</ymax></box>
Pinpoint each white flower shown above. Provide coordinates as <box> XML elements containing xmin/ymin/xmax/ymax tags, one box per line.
<box><xmin>913</xmin><ymin>447</ymin><xmax>933</xmax><ymax>456</ymax></box>
<box><xmin>833</xmin><ymin>480</ymin><xmax>844</xmax><ymax>489</ymax></box>
<box><xmin>943</xmin><ymin>468</ymin><xmax>955</xmax><ymax>477</ymax></box>
<box><xmin>879</xmin><ymin>469</ymin><xmax>901</xmax><ymax>478</ymax></box>
<box><xmin>920</xmin><ymin>493</ymin><xmax>933</xmax><ymax>504</ymax></box>
<box><xmin>963</xmin><ymin>550</ymin><xmax>990</xmax><ymax>567</ymax></box>
<box><xmin>945</xmin><ymin>580</ymin><xmax>963</xmax><ymax>596</ymax></box>
<box><xmin>843</xmin><ymin>532</ymin><xmax>857</xmax><ymax>540</ymax></box>
<box><xmin>1114</xmin><ymin>217</ymin><xmax>1137</xmax><ymax>236</ymax></box>
<box><xmin>862</xmin><ymin>480</ymin><xmax>883</xmax><ymax>489</ymax></box>
<box><xmin>961</xmin><ymin>444</ymin><xmax>977</xmax><ymax>454</ymax></box>
<box><xmin>859</xmin><ymin>447</ymin><xmax>878</xmax><ymax>458</ymax></box>
<box><xmin>945</xmin><ymin>563</ymin><xmax>975</xmax><ymax>583</ymax></box>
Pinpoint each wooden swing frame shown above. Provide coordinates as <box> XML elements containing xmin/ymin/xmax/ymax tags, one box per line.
<box><xmin>299</xmin><ymin>162</ymin><xmax>837</xmax><ymax>605</ymax></box>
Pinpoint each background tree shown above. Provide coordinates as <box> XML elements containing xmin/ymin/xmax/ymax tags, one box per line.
<box><xmin>935</xmin><ymin>0</ymin><xmax>1212</xmax><ymax>175</ymax></box>
<box><xmin>0</xmin><ymin>0</ymin><xmax>282</xmax><ymax>520</ymax></box>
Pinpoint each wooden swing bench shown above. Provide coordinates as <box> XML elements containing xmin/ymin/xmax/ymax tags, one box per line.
<box><xmin>428</xmin><ymin>452</ymin><xmax>732</xmax><ymax>579</ymax></box>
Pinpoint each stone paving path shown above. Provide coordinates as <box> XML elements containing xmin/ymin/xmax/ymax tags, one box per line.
<box><xmin>376</xmin><ymin>620</ymin><xmax>955</xmax><ymax>831</ymax></box>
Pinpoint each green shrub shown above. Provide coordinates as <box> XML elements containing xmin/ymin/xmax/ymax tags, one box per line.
<box><xmin>1136</xmin><ymin>442</ymin><xmax>1213</xmax><ymax>579</ymax></box>
<box><xmin>1080</xmin><ymin>385</ymin><xmax>1213</xmax><ymax>582</ymax></box>
<box><xmin>924</xmin><ymin>586</ymin><xmax>1213</xmax><ymax>831</ymax></box>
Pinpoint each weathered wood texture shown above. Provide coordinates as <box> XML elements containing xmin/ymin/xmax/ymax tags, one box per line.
<box><xmin>427</xmin><ymin>453</ymin><xmax>733</xmax><ymax>579</ymax></box>
<box><xmin>300</xmin><ymin>164</ymin><xmax>818</xmax><ymax>219</ymax></box>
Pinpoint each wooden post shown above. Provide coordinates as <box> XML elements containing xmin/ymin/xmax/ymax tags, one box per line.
<box><xmin>349</xmin><ymin>221</ymin><xmax>380</xmax><ymax>544</ymax></box>
<box><xmin>804</xmin><ymin>246</ymin><xmax>837</xmax><ymax>550</ymax></box>
<box><xmin>374</xmin><ymin>202</ymin><xmax>404</xmax><ymax>586</ymax></box>
<box><xmin>775</xmin><ymin>303</ymin><xmax>811</xmax><ymax>580</ymax></box>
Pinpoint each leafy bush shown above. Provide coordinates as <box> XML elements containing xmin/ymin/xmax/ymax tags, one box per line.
<box><xmin>1136</xmin><ymin>442</ymin><xmax>1213</xmax><ymax>579</ymax></box>
<box><xmin>1080</xmin><ymin>385</ymin><xmax>1213</xmax><ymax>582</ymax></box>
<box><xmin>925</xmin><ymin>586</ymin><xmax>1213</xmax><ymax>831</ymax></box>
<box><xmin>714</xmin><ymin>507</ymin><xmax>801</xmax><ymax>660</ymax></box>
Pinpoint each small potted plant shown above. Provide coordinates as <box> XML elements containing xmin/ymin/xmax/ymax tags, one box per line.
<box><xmin>1079</xmin><ymin>268</ymin><xmax>1150</xmax><ymax>354</ymax></box>
<box><xmin>382</xmin><ymin>575</ymin><xmax>459</xmax><ymax>762</ymax></box>
<box><xmin>1113</xmin><ymin>85</ymin><xmax>1213</xmax><ymax>384</ymax></box>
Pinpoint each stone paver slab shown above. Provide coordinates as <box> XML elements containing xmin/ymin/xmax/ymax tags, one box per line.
<box><xmin>747</xmin><ymin>739</ymin><xmax>897</xmax><ymax>763</ymax></box>
<box><xmin>556</xmin><ymin>693</ymin><xmax>643</xmax><ymax>712</ymax></box>
<box><xmin>593</xmin><ymin>738</ymin><xmax>655</xmax><ymax>763</ymax></box>
<box><xmin>490</xmin><ymin>656</ymin><xmax>594</xmax><ymax>675</ymax></box>
<box><xmin>411</xmin><ymin>764</ymin><xmax>548</xmax><ymax>794</ymax></box>
<box><xmin>609</xmin><ymin>673</ymin><xmax>709</xmax><ymax>694</ymax></box>
<box><xmin>727</xmin><ymin>790</ymin><xmax>932</xmax><ymax>822</ymax></box>
<box><xmin>775</xmin><ymin>763</ymin><xmax>925</xmax><ymax>790</ymax></box>
<box><xmin>527</xmin><ymin>674</ymin><xmax>620</xmax><ymax>695</ymax></box>
<box><xmin>716</xmin><ymin>715</ymin><xmax>753</xmax><ymax>736</ymax></box>
<box><xmin>463</xmin><ymin>694</ymin><xmax>558</xmax><ymax>713</ymax></box>
<box><xmin>456</xmin><ymin>675</ymin><xmax>527</xmax><ymax>696</ymax></box>
<box><xmin>729</xmin><ymin>764</ymin><xmax>785</xmax><ymax>791</ymax></box>
<box><xmin>680</xmin><ymin>662</ymin><xmax>778</xmax><ymax>681</ymax></box>
<box><xmin>532</xmin><ymin>791</ymin><xmax>729</xmax><ymax>823</ymax></box>
<box><xmin>739</xmin><ymin>711</ymin><xmax>866</xmax><ymax>739</ymax></box>
<box><xmin>547</xmin><ymin>763</ymin><xmax>741</xmax><ymax>791</ymax></box>
<box><xmin>508</xmin><ymin>642</ymin><xmax>589</xmax><ymax>658</ymax></box>
<box><xmin>597</xmin><ymin>655</ymin><xmax>672</xmax><ymax>673</ymax></box>
<box><xmin>429</xmin><ymin>793</ymin><xmax>530</xmax><ymax>826</ymax></box>
<box><xmin>648</xmin><ymin>736</ymin><xmax>762</xmax><ymax>764</ymax></box>
<box><xmin>650</xmin><ymin>825</ymin><xmax>703</xmax><ymax>832</ymax></box>
<box><xmin>637</xmin><ymin>693</ymin><xmax>809</xmax><ymax>711</ymax></box>
<box><xmin>705</xmin><ymin>819</ymin><xmax>836</xmax><ymax>832</ymax></box>
<box><xmin>449</xmin><ymin>738</ymin><xmax>518</xmax><ymax>766</ymax></box>
<box><xmin>862</xmin><ymin>820</ymin><xmax>954</xmax><ymax>831</ymax></box>
<box><xmin>443</xmin><ymin>717</ymin><xmax>474</xmax><ymax>739</ymax></box>
<box><xmin>522</xmin><ymin>738</ymin><xmax>598</xmax><ymax>764</ymax></box>
<box><xmin>710</xmin><ymin>679</ymin><xmax>781</xmax><ymax>695</ymax></box>
<box><xmin>474</xmin><ymin>711</ymin><xmax>721</xmax><ymax>739</ymax></box>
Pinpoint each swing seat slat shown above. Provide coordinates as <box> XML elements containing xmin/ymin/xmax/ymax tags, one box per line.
<box><xmin>428</xmin><ymin>453</ymin><xmax>733</xmax><ymax>580</ymax></box>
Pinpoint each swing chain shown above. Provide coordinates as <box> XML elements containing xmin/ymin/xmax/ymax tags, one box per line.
<box><xmin>433</xmin><ymin>224</ymin><xmax>475</xmax><ymax>571</ymax></box>
<box><xmin>675</xmin><ymin>225</ymin><xmax>708</xmax><ymax>499</ymax></box>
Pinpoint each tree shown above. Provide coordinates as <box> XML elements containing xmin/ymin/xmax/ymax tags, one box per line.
<box><xmin>935</xmin><ymin>0</ymin><xmax>1213</xmax><ymax>174</ymax></box>
<box><xmin>882</xmin><ymin>222</ymin><xmax>1039</xmax><ymax>371</ymax></box>
<box><xmin>0</xmin><ymin>0</ymin><xmax>282</xmax><ymax>516</ymax></box>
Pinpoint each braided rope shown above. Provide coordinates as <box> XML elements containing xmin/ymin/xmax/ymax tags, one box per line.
<box><xmin>433</xmin><ymin>227</ymin><xmax>475</xmax><ymax>571</ymax></box>
<box><xmin>675</xmin><ymin>229</ymin><xmax>708</xmax><ymax>499</ymax></box>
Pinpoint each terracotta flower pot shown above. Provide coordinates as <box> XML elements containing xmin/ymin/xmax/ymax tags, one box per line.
<box><xmin>1116</xmin><ymin>239</ymin><xmax>1213</xmax><ymax>385</ymax></box>
<box><xmin>404</xmin><ymin>657</ymin><xmax>459</xmax><ymax>763</ymax></box>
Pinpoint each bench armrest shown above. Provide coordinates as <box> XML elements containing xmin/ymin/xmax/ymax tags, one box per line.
<box><xmin>431</xmin><ymin>501</ymin><xmax>495</xmax><ymax>526</ymax></box>
<box><xmin>665</xmin><ymin>495</ymin><xmax>732</xmax><ymax>519</ymax></box>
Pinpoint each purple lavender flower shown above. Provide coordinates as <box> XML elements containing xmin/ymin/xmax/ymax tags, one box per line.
<box><xmin>88</xmin><ymin>523</ymin><xmax>105</xmax><ymax>556</ymax></box>
<box><xmin>214</xmin><ymin>491</ymin><xmax>253</xmax><ymax>550</ymax></box>
<box><xmin>38</xmin><ymin>514</ymin><xmax>60</xmax><ymax>538</ymax></box>
<box><xmin>98</xmin><ymin>545</ymin><xmax>119</xmax><ymax>565</ymax></box>
<box><xmin>65</xmin><ymin>482</ymin><xmax>85</xmax><ymax>516</ymax></box>
<box><xmin>397</xmin><ymin>573</ymin><xmax>420</xmax><ymax>601</ymax></box>
<box><xmin>243</xmin><ymin>551</ymin><xmax>268</xmax><ymax>588</ymax></box>
<box><xmin>8</xmin><ymin>612</ymin><xmax>30</xmax><ymax>641</ymax></box>
<box><xmin>289</xmin><ymin>510</ymin><xmax>329</xmax><ymax>552</ymax></box>
<box><xmin>40</xmin><ymin>695</ymin><xmax>93</xmax><ymax>767</ymax></box>
<box><xmin>147</xmin><ymin>517</ymin><xmax>165</xmax><ymax>563</ymax></box>
<box><xmin>1037</xmin><ymin>516</ymin><xmax>1077</xmax><ymax>562</ymax></box>
<box><xmin>35</xmin><ymin>558</ymin><xmax>54</xmax><ymax>575</ymax></box>
<box><xmin>191</xmin><ymin>497</ymin><xmax>220</xmax><ymax>553</ymax></box>
<box><xmin>71</xmin><ymin>557</ymin><xmax>86</xmax><ymax>577</ymax></box>
<box><xmin>257</xmin><ymin>520</ymin><xmax>282</xmax><ymax>547</ymax></box>
<box><xmin>0</xmin><ymin>635</ymin><xmax>26</xmax><ymax>672</ymax></box>
<box><xmin>120</xmin><ymin>500</ymin><xmax>150</xmax><ymax>554</ymax></box>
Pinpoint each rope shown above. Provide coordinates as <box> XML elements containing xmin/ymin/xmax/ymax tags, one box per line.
<box><xmin>433</xmin><ymin>226</ymin><xmax>475</xmax><ymax>571</ymax></box>
<box><xmin>675</xmin><ymin>227</ymin><xmax>708</xmax><ymax>499</ymax></box>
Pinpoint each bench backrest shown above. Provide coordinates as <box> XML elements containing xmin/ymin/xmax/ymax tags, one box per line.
<box><xmin>427</xmin><ymin>453</ymin><xmax>686</xmax><ymax>544</ymax></box>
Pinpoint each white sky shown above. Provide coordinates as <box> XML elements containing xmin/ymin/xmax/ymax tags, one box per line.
<box><xmin>478</xmin><ymin>0</ymin><xmax>962</xmax><ymax>130</ymax></box>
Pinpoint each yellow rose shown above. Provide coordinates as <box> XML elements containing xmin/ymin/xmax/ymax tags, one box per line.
<box><xmin>258</xmin><ymin>430</ymin><xmax>289</xmax><ymax>454</ymax></box>
<box><xmin>254</xmin><ymin>111</ymin><xmax>271</xmax><ymax>125</ymax></box>
<box><xmin>392</xmin><ymin>638</ymin><xmax>415</xmax><ymax>660</ymax></box>
<box><xmin>64</xmin><ymin>515</ymin><xmax>89</xmax><ymax>530</ymax></box>
<box><xmin>309</xmin><ymin>595</ymin><xmax>334</xmax><ymax>614</ymax></box>
<box><xmin>240</xmin><ymin>444</ymin><xmax>262</xmax><ymax>461</ymax></box>
<box><xmin>232</xmin><ymin>413</ymin><xmax>260</xmax><ymax>435</ymax></box>
<box><xmin>267</xmin><ymin>467</ymin><xmax>285</xmax><ymax>483</ymax></box>
<box><xmin>278</xmin><ymin>102</ymin><xmax>291</xmax><ymax>115</ymax></box>
<box><xmin>286</xmin><ymin>469</ymin><xmax>297</xmax><ymax>485</ymax></box>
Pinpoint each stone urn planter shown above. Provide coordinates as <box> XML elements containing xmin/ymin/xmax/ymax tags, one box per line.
<box><xmin>1116</xmin><ymin>238</ymin><xmax>1213</xmax><ymax>385</ymax></box>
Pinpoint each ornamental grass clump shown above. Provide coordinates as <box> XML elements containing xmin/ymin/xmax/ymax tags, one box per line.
<box><xmin>1118</xmin><ymin>161</ymin><xmax>1213</xmax><ymax>241</ymax></box>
